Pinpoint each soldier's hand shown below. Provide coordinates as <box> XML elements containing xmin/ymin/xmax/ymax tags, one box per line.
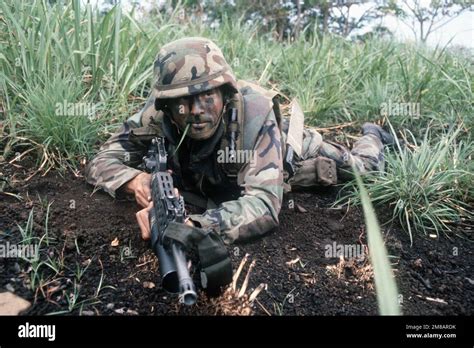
<box><xmin>136</xmin><ymin>188</ymin><xmax>194</xmax><ymax>241</ymax></box>
<box><xmin>125</xmin><ymin>172</ymin><xmax>152</xmax><ymax>208</ymax></box>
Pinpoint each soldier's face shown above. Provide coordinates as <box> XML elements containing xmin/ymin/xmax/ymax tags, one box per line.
<box><xmin>167</xmin><ymin>88</ymin><xmax>224</xmax><ymax>140</ymax></box>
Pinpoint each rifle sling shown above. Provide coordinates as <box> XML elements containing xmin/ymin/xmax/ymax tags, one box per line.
<box><xmin>164</xmin><ymin>221</ymin><xmax>233</xmax><ymax>291</ymax></box>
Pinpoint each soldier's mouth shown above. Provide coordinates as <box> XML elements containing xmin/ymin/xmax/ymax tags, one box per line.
<box><xmin>191</xmin><ymin>122</ymin><xmax>209</xmax><ymax>130</ymax></box>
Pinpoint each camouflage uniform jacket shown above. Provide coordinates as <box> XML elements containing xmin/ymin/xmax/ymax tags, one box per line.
<box><xmin>86</xmin><ymin>80</ymin><xmax>284</xmax><ymax>244</ymax></box>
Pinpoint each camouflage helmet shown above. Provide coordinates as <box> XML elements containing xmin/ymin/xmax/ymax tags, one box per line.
<box><xmin>152</xmin><ymin>37</ymin><xmax>238</xmax><ymax>100</ymax></box>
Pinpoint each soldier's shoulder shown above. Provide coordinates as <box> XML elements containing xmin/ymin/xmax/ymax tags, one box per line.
<box><xmin>126</xmin><ymin>96</ymin><xmax>163</xmax><ymax>127</ymax></box>
<box><xmin>237</xmin><ymin>80</ymin><xmax>279</xmax><ymax>100</ymax></box>
<box><xmin>237</xmin><ymin>80</ymin><xmax>279</xmax><ymax>119</ymax></box>
<box><xmin>237</xmin><ymin>80</ymin><xmax>281</xmax><ymax>151</ymax></box>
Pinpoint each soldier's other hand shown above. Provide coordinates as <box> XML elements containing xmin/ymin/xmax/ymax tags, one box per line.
<box><xmin>136</xmin><ymin>189</ymin><xmax>194</xmax><ymax>241</ymax></box>
<box><xmin>136</xmin><ymin>202</ymin><xmax>153</xmax><ymax>240</ymax></box>
<box><xmin>125</xmin><ymin>172</ymin><xmax>152</xmax><ymax>208</ymax></box>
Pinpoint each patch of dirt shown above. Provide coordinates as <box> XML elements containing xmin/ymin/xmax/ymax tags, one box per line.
<box><xmin>0</xmin><ymin>161</ymin><xmax>472</xmax><ymax>315</ymax></box>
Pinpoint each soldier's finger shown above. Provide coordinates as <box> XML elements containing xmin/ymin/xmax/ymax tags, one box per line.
<box><xmin>143</xmin><ymin>185</ymin><xmax>152</xmax><ymax>201</ymax></box>
<box><xmin>140</xmin><ymin>174</ymin><xmax>152</xmax><ymax>197</ymax></box>
<box><xmin>136</xmin><ymin>209</ymin><xmax>151</xmax><ymax>240</ymax></box>
<box><xmin>136</xmin><ymin>192</ymin><xmax>149</xmax><ymax>208</ymax></box>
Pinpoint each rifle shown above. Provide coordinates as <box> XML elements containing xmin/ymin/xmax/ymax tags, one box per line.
<box><xmin>143</xmin><ymin>137</ymin><xmax>197</xmax><ymax>305</ymax></box>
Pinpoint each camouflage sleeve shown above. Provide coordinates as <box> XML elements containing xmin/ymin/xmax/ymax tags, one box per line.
<box><xmin>85</xmin><ymin>111</ymin><xmax>147</xmax><ymax>198</ymax></box>
<box><xmin>189</xmin><ymin>110</ymin><xmax>284</xmax><ymax>244</ymax></box>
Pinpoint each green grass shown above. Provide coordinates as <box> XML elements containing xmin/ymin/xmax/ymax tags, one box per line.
<box><xmin>338</xmin><ymin>126</ymin><xmax>473</xmax><ymax>244</ymax></box>
<box><xmin>16</xmin><ymin>205</ymin><xmax>58</xmax><ymax>292</ymax></box>
<box><xmin>0</xmin><ymin>0</ymin><xmax>180</xmax><ymax>168</ymax></box>
<box><xmin>353</xmin><ymin>166</ymin><xmax>401</xmax><ymax>315</ymax></box>
<box><xmin>18</xmin><ymin>74</ymin><xmax>101</xmax><ymax>168</ymax></box>
<box><xmin>10</xmin><ymin>198</ymin><xmax>115</xmax><ymax>314</ymax></box>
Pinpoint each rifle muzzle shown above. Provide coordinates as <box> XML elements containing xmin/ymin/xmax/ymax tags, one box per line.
<box><xmin>155</xmin><ymin>243</ymin><xmax>179</xmax><ymax>293</ymax></box>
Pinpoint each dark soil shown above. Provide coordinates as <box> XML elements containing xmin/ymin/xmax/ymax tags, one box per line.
<box><xmin>1</xmin><ymin>160</ymin><xmax>473</xmax><ymax>316</ymax></box>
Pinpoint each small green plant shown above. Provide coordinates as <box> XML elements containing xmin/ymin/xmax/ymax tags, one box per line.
<box><xmin>72</xmin><ymin>260</ymin><xmax>92</xmax><ymax>282</ymax></box>
<box><xmin>17</xmin><ymin>208</ymin><xmax>35</xmax><ymax>244</ymax></box>
<box><xmin>17</xmin><ymin>204</ymin><xmax>56</xmax><ymax>291</ymax></box>
<box><xmin>66</xmin><ymin>281</ymin><xmax>83</xmax><ymax>312</ymax></box>
<box><xmin>25</xmin><ymin>258</ymin><xmax>46</xmax><ymax>292</ymax></box>
<box><xmin>95</xmin><ymin>259</ymin><xmax>116</xmax><ymax>298</ymax></box>
<box><xmin>272</xmin><ymin>287</ymin><xmax>297</xmax><ymax>316</ymax></box>
<box><xmin>47</xmin><ymin>280</ymin><xmax>99</xmax><ymax>315</ymax></box>
<box><xmin>43</xmin><ymin>254</ymin><xmax>63</xmax><ymax>276</ymax></box>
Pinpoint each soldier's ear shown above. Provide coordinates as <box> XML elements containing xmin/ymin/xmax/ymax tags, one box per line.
<box><xmin>221</xmin><ymin>85</ymin><xmax>234</xmax><ymax>106</ymax></box>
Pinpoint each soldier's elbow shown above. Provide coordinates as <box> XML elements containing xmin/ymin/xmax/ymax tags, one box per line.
<box><xmin>84</xmin><ymin>160</ymin><xmax>95</xmax><ymax>185</ymax></box>
<box><xmin>256</xmin><ymin>193</ymin><xmax>281</xmax><ymax>227</ymax></box>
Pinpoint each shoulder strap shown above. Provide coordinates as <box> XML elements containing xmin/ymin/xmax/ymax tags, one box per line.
<box><xmin>220</xmin><ymin>81</ymin><xmax>281</xmax><ymax>178</ymax></box>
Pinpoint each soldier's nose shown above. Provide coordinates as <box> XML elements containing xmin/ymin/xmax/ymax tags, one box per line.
<box><xmin>190</xmin><ymin>98</ymin><xmax>204</xmax><ymax>116</ymax></box>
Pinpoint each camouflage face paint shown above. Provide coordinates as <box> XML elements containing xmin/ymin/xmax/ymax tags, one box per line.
<box><xmin>168</xmin><ymin>87</ymin><xmax>224</xmax><ymax>140</ymax></box>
